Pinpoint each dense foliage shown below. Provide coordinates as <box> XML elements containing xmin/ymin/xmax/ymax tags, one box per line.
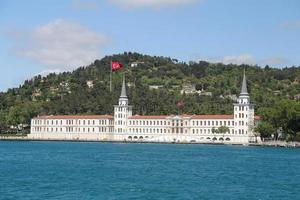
<box><xmin>0</xmin><ymin>52</ymin><xmax>299</xmax><ymax>140</ymax></box>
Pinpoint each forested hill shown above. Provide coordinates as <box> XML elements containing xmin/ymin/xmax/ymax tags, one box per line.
<box><xmin>0</xmin><ymin>52</ymin><xmax>300</xmax><ymax>139</ymax></box>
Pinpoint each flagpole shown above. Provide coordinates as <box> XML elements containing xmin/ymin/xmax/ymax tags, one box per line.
<box><xmin>110</xmin><ymin>61</ymin><xmax>112</xmax><ymax>92</ymax></box>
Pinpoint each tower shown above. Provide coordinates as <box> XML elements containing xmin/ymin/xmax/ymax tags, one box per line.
<box><xmin>233</xmin><ymin>70</ymin><xmax>255</xmax><ymax>143</ymax></box>
<box><xmin>114</xmin><ymin>76</ymin><xmax>132</xmax><ymax>134</ymax></box>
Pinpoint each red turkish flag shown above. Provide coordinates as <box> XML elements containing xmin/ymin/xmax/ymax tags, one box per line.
<box><xmin>111</xmin><ymin>61</ymin><xmax>123</xmax><ymax>71</ymax></box>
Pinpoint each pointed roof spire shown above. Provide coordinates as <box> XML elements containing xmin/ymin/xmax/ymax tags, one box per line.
<box><xmin>120</xmin><ymin>76</ymin><xmax>127</xmax><ymax>98</ymax></box>
<box><xmin>241</xmin><ymin>69</ymin><xmax>248</xmax><ymax>95</ymax></box>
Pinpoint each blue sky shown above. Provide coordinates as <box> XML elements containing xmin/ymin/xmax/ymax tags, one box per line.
<box><xmin>0</xmin><ymin>0</ymin><xmax>299</xmax><ymax>91</ymax></box>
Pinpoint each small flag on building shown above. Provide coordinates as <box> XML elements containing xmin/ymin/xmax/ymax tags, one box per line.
<box><xmin>111</xmin><ymin>61</ymin><xmax>123</xmax><ymax>72</ymax></box>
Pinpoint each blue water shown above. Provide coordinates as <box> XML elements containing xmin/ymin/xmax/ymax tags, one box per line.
<box><xmin>0</xmin><ymin>142</ymin><xmax>299</xmax><ymax>200</ymax></box>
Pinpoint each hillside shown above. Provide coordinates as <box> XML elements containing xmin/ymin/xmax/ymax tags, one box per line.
<box><xmin>0</xmin><ymin>52</ymin><xmax>300</xmax><ymax>139</ymax></box>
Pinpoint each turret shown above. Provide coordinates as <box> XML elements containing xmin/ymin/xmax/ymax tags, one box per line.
<box><xmin>238</xmin><ymin>69</ymin><xmax>250</xmax><ymax>104</ymax></box>
<box><xmin>114</xmin><ymin>76</ymin><xmax>132</xmax><ymax>134</ymax></box>
<box><xmin>233</xmin><ymin>70</ymin><xmax>255</xmax><ymax>143</ymax></box>
<box><xmin>119</xmin><ymin>77</ymin><xmax>128</xmax><ymax>106</ymax></box>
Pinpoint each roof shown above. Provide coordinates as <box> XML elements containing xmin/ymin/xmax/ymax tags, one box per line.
<box><xmin>33</xmin><ymin>115</ymin><xmax>113</xmax><ymax>120</ymax></box>
<box><xmin>129</xmin><ymin>115</ymin><xmax>168</xmax><ymax>119</ymax></box>
<box><xmin>191</xmin><ymin>115</ymin><xmax>234</xmax><ymax>119</ymax></box>
<box><xmin>120</xmin><ymin>76</ymin><xmax>127</xmax><ymax>98</ymax></box>
<box><xmin>34</xmin><ymin>114</ymin><xmax>261</xmax><ymax>120</ymax></box>
<box><xmin>129</xmin><ymin>114</ymin><xmax>234</xmax><ymax>120</ymax></box>
<box><xmin>241</xmin><ymin>70</ymin><xmax>248</xmax><ymax>95</ymax></box>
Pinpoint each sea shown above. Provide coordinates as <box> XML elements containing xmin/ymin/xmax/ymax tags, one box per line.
<box><xmin>0</xmin><ymin>141</ymin><xmax>299</xmax><ymax>200</ymax></box>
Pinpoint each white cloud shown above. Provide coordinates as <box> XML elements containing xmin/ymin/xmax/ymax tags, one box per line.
<box><xmin>13</xmin><ymin>19</ymin><xmax>111</xmax><ymax>71</ymax></box>
<box><xmin>37</xmin><ymin>69</ymin><xmax>62</xmax><ymax>77</ymax></box>
<box><xmin>201</xmin><ymin>54</ymin><xmax>288</xmax><ymax>67</ymax></box>
<box><xmin>203</xmin><ymin>54</ymin><xmax>256</xmax><ymax>65</ymax></box>
<box><xmin>108</xmin><ymin>0</ymin><xmax>197</xmax><ymax>9</ymax></box>
<box><xmin>72</xmin><ymin>0</ymin><xmax>100</xmax><ymax>10</ymax></box>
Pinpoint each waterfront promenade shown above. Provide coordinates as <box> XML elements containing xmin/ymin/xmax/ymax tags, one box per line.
<box><xmin>1</xmin><ymin>135</ymin><xmax>299</xmax><ymax>148</ymax></box>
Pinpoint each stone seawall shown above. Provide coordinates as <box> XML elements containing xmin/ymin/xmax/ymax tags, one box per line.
<box><xmin>0</xmin><ymin>135</ymin><xmax>300</xmax><ymax>147</ymax></box>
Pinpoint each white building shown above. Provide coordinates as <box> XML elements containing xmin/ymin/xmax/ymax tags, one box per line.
<box><xmin>29</xmin><ymin>73</ymin><xmax>260</xmax><ymax>144</ymax></box>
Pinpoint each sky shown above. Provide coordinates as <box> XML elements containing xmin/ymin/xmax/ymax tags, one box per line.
<box><xmin>0</xmin><ymin>0</ymin><xmax>299</xmax><ymax>91</ymax></box>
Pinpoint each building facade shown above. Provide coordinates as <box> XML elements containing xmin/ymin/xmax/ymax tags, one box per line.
<box><xmin>29</xmin><ymin>73</ymin><xmax>260</xmax><ymax>144</ymax></box>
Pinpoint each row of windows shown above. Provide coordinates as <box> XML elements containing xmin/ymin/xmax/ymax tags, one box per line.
<box><xmin>116</xmin><ymin>120</ymin><xmax>126</xmax><ymax>125</ymax></box>
<box><xmin>235</xmin><ymin>113</ymin><xmax>248</xmax><ymax>118</ymax></box>
<box><xmin>192</xmin><ymin>120</ymin><xmax>232</xmax><ymax>127</ymax></box>
<box><xmin>235</xmin><ymin>106</ymin><xmax>249</xmax><ymax>111</ymax></box>
<box><xmin>192</xmin><ymin>129</ymin><xmax>233</xmax><ymax>134</ymax></box>
<box><xmin>33</xmin><ymin>119</ymin><xmax>112</xmax><ymax>126</ymax></box>
<box><xmin>238</xmin><ymin>99</ymin><xmax>249</xmax><ymax>104</ymax></box>
<box><xmin>32</xmin><ymin>126</ymin><xmax>113</xmax><ymax>133</ymax></box>
<box><xmin>33</xmin><ymin>126</ymin><xmax>248</xmax><ymax>135</ymax></box>
<box><xmin>116</xmin><ymin>107</ymin><xmax>129</xmax><ymax>112</ymax></box>
<box><xmin>116</xmin><ymin>113</ymin><xmax>127</xmax><ymax>118</ymax></box>
<box><xmin>129</xmin><ymin>120</ymin><xmax>168</xmax><ymax>126</ymax></box>
<box><xmin>237</xmin><ymin>121</ymin><xmax>247</xmax><ymax>126</ymax></box>
<box><xmin>129</xmin><ymin>128</ymin><xmax>187</xmax><ymax>134</ymax></box>
<box><xmin>129</xmin><ymin>128</ymin><xmax>168</xmax><ymax>134</ymax></box>
<box><xmin>128</xmin><ymin>120</ymin><xmax>234</xmax><ymax>127</ymax></box>
<box><xmin>128</xmin><ymin>128</ymin><xmax>247</xmax><ymax>135</ymax></box>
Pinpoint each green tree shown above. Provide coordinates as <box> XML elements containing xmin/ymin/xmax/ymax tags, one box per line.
<box><xmin>255</xmin><ymin>121</ymin><xmax>275</xmax><ymax>139</ymax></box>
<box><xmin>217</xmin><ymin>126</ymin><xmax>230</xmax><ymax>134</ymax></box>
